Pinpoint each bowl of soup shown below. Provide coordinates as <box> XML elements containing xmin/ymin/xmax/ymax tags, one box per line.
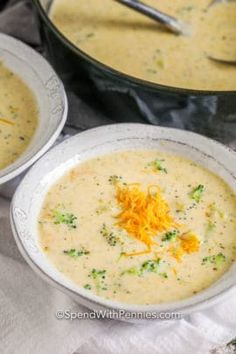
<box><xmin>10</xmin><ymin>124</ymin><xmax>236</xmax><ymax>320</ymax></box>
<box><xmin>0</xmin><ymin>33</ymin><xmax>68</xmax><ymax>196</ymax></box>
<box><xmin>34</xmin><ymin>0</ymin><xmax>236</xmax><ymax>124</ymax></box>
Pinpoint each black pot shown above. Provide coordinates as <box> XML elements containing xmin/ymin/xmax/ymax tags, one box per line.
<box><xmin>33</xmin><ymin>0</ymin><xmax>236</xmax><ymax>142</ymax></box>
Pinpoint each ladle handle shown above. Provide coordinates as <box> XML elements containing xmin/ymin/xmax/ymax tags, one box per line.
<box><xmin>114</xmin><ymin>0</ymin><xmax>185</xmax><ymax>35</ymax></box>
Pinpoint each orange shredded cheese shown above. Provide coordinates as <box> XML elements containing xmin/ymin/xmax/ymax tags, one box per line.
<box><xmin>169</xmin><ymin>246</ymin><xmax>185</xmax><ymax>263</ymax></box>
<box><xmin>169</xmin><ymin>232</ymin><xmax>200</xmax><ymax>262</ymax></box>
<box><xmin>0</xmin><ymin>118</ymin><xmax>15</xmax><ymax>126</ymax></box>
<box><xmin>115</xmin><ymin>184</ymin><xmax>178</xmax><ymax>255</ymax></box>
<box><xmin>180</xmin><ymin>232</ymin><xmax>200</xmax><ymax>254</ymax></box>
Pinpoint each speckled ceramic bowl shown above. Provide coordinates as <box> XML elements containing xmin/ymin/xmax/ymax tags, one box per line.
<box><xmin>10</xmin><ymin>124</ymin><xmax>236</xmax><ymax>321</ymax></box>
<box><xmin>0</xmin><ymin>33</ymin><xmax>68</xmax><ymax>197</ymax></box>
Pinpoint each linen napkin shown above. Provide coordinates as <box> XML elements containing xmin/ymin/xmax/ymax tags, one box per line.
<box><xmin>0</xmin><ymin>1</ymin><xmax>236</xmax><ymax>354</ymax></box>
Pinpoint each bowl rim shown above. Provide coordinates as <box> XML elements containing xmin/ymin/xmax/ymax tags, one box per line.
<box><xmin>0</xmin><ymin>33</ymin><xmax>68</xmax><ymax>185</ymax></box>
<box><xmin>10</xmin><ymin>123</ymin><xmax>236</xmax><ymax>316</ymax></box>
<box><xmin>33</xmin><ymin>0</ymin><xmax>236</xmax><ymax>95</ymax></box>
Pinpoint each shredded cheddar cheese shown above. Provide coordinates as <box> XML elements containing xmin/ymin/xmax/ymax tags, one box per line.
<box><xmin>169</xmin><ymin>246</ymin><xmax>185</xmax><ymax>263</ymax></box>
<box><xmin>114</xmin><ymin>184</ymin><xmax>201</xmax><ymax>260</ymax></box>
<box><xmin>180</xmin><ymin>232</ymin><xmax>200</xmax><ymax>254</ymax></box>
<box><xmin>169</xmin><ymin>232</ymin><xmax>200</xmax><ymax>262</ymax></box>
<box><xmin>115</xmin><ymin>184</ymin><xmax>178</xmax><ymax>255</ymax></box>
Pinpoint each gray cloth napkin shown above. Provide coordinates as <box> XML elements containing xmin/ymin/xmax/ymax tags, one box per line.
<box><xmin>0</xmin><ymin>0</ymin><xmax>41</xmax><ymax>47</ymax></box>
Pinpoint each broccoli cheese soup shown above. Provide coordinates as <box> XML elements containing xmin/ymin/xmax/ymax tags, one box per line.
<box><xmin>38</xmin><ymin>151</ymin><xmax>236</xmax><ymax>305</ymax></box>
<box><xmin>50</xmin><ymin>0</ymin><xmax>236</xmax><ymax>90</ymax></box>
<box><xmin>0</xmin><ymin>61</ymin><xmax>38</xmax><ymax>170</ymax></box>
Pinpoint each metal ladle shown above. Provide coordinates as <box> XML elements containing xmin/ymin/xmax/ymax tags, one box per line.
<box><xmin>113</xmin><ymin>0</ymin><xmax>190</xmax><ymax>35</ymax></box>
<box><xmin>114</xmin><ymin>0</ymin><xmax>236</xmax><ymax>64</ymax></box>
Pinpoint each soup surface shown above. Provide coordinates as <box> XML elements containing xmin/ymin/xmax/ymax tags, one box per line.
<box><xmin>0</xmin><ymin>61</ymin><xmax>38</xmax><ymax>170</ymax></box>
<box><xmin>39</xmin><ymin>151</ymin><xmax>236</xmax><ymax>305</ymax></box>
<box><xmin>50</xmin><ymin>0</ymin><xmax>236</xmax><ymax>90</ymax></box>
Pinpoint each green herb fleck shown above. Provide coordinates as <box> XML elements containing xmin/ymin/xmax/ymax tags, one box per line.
<box><xmin>121</xmin><ymin>258</ymin><xmax>162</xmax><ymax>277</ymax></box>
<box><xmin>89</xmin><ymin>269</ymin><xmax>106</xmax><ymax>279</ymax></box>
<box><xmin>202</xmin><ymin>256</ymin><xmax>212</xmax><ymax>264</ymax></box>
<box><xmin>189</xmin><ymin>185</ymin><xmax>205</xmax><ymax>203</ymax></box>
<box><xmin>89</xmin><ymin>268</ymin><xmax>107</xmax><ymax>292</ymax></box>
<box><xmin>84</xmin><ymin>284</ymin><xmax>92</xmax><ymax>290</ymax></box>
<box><xmin>202</xmin><ymin>252</ymin><xmax>226</xmax><ymax>266</ymax></box>
<box><xmin>100</xmin><ymin>224</ymin><xmax>121</xmax><ymax>246</ymax></box>
<box><xmin>215</xmin><ymin>253</ymin><xmax>226</xmax><ymax>266</ymax></box>
<box><xmin>63</xmin><ymin>248</ymin><xmax>90</xmax><ymax>258</ymax></box>
<box><xmin>53</xmin><ymin>209</ymin><xmax>77</xmax><ymax>229</ymax></box>
<box><xmin>121</xmin><ymin>267</ymin><xmax>140</xmax><ymax>276</ymax></box>
<box><xmin>162</xmin><ymin>230</ymin><xmax>178</xmax><ymax>242</ymax></box>
<box><xmin>159</xmin><ymin>272</ymin><xmax>168</xmax><ymax>278</ymax></box>
<box><xmin>150</xmin><ymin>159</ymin><xmax>167</xmax><ymax>173</ymax></box>
<box><xmin>140</xmin><ymin>259</ymin><xmax>161</xmax><ymax>275</ymax></box>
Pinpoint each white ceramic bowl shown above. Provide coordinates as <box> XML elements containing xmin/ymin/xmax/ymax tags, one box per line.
<box><xmin>0</xmin><ymin>33</ymin><xmax>68</xmax><ymax>196</ymax></box>
<box><xmin>10</xmin><ymin>124</ymin><xmax>236</xmax><ymax>321</ymax></box>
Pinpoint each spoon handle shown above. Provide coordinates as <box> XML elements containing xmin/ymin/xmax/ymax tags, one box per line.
<box><xmin>114</xmin><ymin>0</ymin><xmax>186</xmax><ymax>35</ymax></box>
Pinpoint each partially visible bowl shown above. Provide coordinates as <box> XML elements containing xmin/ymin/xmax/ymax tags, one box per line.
<box><xmin>10</xmin><ymin>124</ymin><xmax>236</xmax><ymax>321</ymax></box>
<box><xmin>33</xmin><ymin>0</ymin><xmax>236</xmax><ymax>137</ymax></box>
<box><xmin>0</xmin><ymin>33</ymin><xmax>68</xmax><ymax>197</ymax></box>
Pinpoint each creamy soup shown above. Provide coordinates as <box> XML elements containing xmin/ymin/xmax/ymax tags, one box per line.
<box><xmin>50</xmin><ymin>0</ymin><xmax>236</xmax><ymax>90</ymax></box>
<box><xmin>38</xmin><ymin>151</ymin><xmax>236</xmax><ymax>305</ymax></box>
<box><xmin>0</xmin><ymin>61</ymin><xmax>38</xmax><ymax>170</ymax></box>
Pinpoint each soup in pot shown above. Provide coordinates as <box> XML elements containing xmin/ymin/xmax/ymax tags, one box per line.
<box><xmin>50</xmin><ymin>0</ymin><xmax>236</xmax><ymax>90</ymax></box>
